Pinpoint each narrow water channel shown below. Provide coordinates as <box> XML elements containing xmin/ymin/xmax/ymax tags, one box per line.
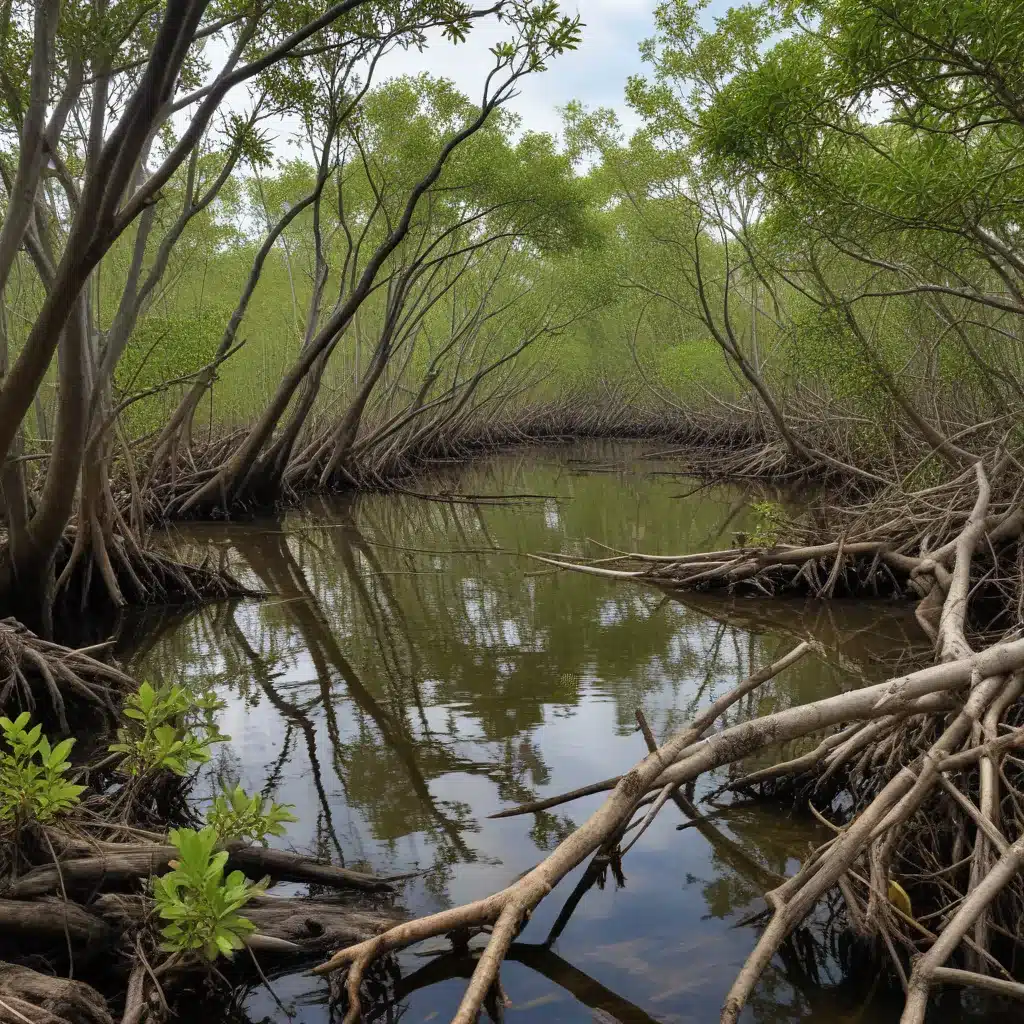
<box><xmin>119</xmin><ymin>443</ymin><xmax>945</xmax><ymax>1023</ymax></box>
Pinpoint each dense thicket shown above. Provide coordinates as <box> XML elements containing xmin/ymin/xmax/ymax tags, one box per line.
<box><xmin>0</xmin><ymin>0</ymin><xmax>593</xmax><ymax>632</ymax></box>
<box><xmin>6</xmin><ymin>1</ymin><xmax>1024</xmax><ymax>629</ymax></box>
<box><xmin>309</xmin><ymin>5</ymin><xmax>1024</xmax><ymax>1023</ymax></box>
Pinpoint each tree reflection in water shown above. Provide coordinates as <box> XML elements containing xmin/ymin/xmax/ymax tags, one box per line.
<box><xmin>120</xmin><ymin>443</ymin><xmax>951</xmax><ymax>1024</ymax></box>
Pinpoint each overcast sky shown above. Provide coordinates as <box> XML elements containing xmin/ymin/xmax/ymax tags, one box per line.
<box><xmin>229</xmin><ymin>1</ymin><xmax>736</xmax><ymax>159</ymax></box>
<box><xmin>372</xmin><ymin>0</ymin><xmax>660</xmax><ymax>141</ymax></box>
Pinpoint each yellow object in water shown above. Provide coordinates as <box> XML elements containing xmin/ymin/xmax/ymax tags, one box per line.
<box><xmin>888</xmin><ymin>879</ymin><xmax>912</xmax><ymax>918</ymax></box>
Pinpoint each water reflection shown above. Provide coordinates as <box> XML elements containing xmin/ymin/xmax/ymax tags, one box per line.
<box><xmin>120</xmin><ymin>443</ymin><xmax>954</xmax><ymax>1023</ymax></box>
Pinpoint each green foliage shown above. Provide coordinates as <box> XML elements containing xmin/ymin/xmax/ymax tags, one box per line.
<box><xmin>19</xmin><ymin>0</ymin><xmax>1017</xmax><ymax>478</ymax></box>
<box><xmin>114</xmin><ymin>308</ymin><xmax>229</xmax><ymax>433</ymax></box>
<box><xmin>115</xmin><ymin>308</ymin><xmax>226</xmax><ymax>390</ymax></box>
<box><xmin>781</xmin><ymin>304</ymin><xmax>886</xmax><ymax>410</ymax></box>
<box><xmin>153</xmin><ymin>826</ymin><xmax>267</xmax><ymax>961</ymax></box>
<box><xmin>206</xmin><ymin>784</ymin><xmax>297</xmax><ymax>845</ymax></box>
<box><xmin>0</xmin><ymin>714</ymin><xmax>84</xmax><ymax>825</ymax></box>
<box><xmin>748</xmin><ymin>500</ymin><xmax>788</xmax><ymax>548</ymax></box>
<box><xmin>110</xmin><ymin>682</ymin><xmax>228</xmax><ymax>777</ymax></box>
<box><xmin>657</xmin><ymin>339</ymin><xmax>739</xmax><ymax>397</ymax></box>
<box><xmin>554</xmin><ymin>0</ymin><xmax>1024</xmax><ymax>446</ymax></box>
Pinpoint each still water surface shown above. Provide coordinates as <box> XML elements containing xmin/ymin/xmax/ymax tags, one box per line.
<box><xmin>121</xmin><ymin>443</ymin><xmax>953</xmax><ymax>1023</ymax></box>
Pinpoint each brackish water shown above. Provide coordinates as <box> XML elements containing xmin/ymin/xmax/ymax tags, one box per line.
<box><xmin>120</xmin><ymin>442</ymin><xmax>971</xmax><ymax>1023</ymax></box>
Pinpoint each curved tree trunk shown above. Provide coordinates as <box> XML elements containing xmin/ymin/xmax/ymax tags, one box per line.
<box><xmin>175</xmin><ymin>89</ymin><xmax>514</xmax><ymax>516</ymax></box>
<box><xmin>0</xmin><ymin>296</ymin><xmax>89</xmax><ymax>633</ymax></box>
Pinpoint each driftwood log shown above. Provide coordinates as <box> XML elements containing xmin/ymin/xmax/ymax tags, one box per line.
<box><xmin>0</xmin><ymin>897</ymin><xmax>114</xmax><ymax>952</ymax></box>
<box><xmin>92</xmin><ymin>892</ymin><xmax>407</xmax><ymax>956</ymax></box>
<box><xmin>5</xmin><ymin>841</ymin><xmax>397</xmax><ymax>900</ymax></box>
<box><xmin>0</xmin><ymin>962</ymin><xmax>112</xmax><ymax>1024</ymax></box>
<box><xmin>0</xmin><ymin>831</ymin><xmax>406</xmax><ymax>1022</ymax></box>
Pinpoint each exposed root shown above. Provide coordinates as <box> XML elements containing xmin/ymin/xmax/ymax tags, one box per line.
<box><xmin>0</xmin><ymin>962</ymin><xmax>113</xmax><ymax>1024</ymax></box>
<box><xmin>138</xmin><ymin>396</ymin><xmax>765</xmax><ymax>520</ymax></box>
<box><xmin>0</xmin><ymin>805</ymin><xmax>405</xmax><ymax>1020</ymax></box>
<box><xmin>93</xmin><ymin>891</ymin><xmax>406</xmax><ymax>958</ymax></box>
<box><xmin>0</xmin><ymin>619</ymin><xmax>133</xmax><ymax>729</ymax></box>
<box><xmin>6</xmin><ymin>840</ymin><xmax>399</xmax><ymax>899</ymax></box>
<box><xmin>52</xmin><ymin>528</ymin><xmax>252</xmax><ymax>614</ymax></box>
<box><xmin>310</xmin><ymin>460</ymin><xmax>1024</xmax><ymax>1022</ymax></box>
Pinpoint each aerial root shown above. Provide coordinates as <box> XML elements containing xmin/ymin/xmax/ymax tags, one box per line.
<box><xmin>541</xmin><ymin>462</ymin><xmax>1024</xmax><ymax>611</ymax></box>
<box><xmin>0</xmin><ymin>619</ymin><xmax>134</xmax><ymax>727</ymax></box>
<box><xmin>53</xmin><ymin>525</ymin><xmax>254</xmax><ymax>612</ymax></box>
<box><xmin>534</xmin><ymin>539</ymin><xmax>913</xmax><ymax>598</ymax></box>
<box><xmin>312</xmin><ymin>466</ymin><xmax>1024</xmax><ymax>1022</ymax></box>
<box><xmin>135</xmin><ymin>399</ymin><xmax>765</xmax><ymax>521</ymax></box>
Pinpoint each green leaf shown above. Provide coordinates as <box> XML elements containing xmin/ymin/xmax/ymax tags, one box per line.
<box><xmin>154</xmin><ymin>827</ymin><xmax>262</xmax><ymax>963</ymax></box>
<box><xmin>49</xmin><ymin>737</ymin><xmax>76</xmax><ymax>764</ymax></box>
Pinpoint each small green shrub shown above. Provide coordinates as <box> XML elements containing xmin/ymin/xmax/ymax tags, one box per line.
<box><xmin>748</xmin><ymin>499</ymin><xmax>788</xmax><ymax>548</ymax></box>
<box><xmin>0</xmin><ymin>713</ymin><xmax>84</xmax><ymax>824</ymax></box>
<box><xmin>153</xmin><ymin>825</ymin><xmax>267</xmax><ymax>960</ymax></box>
<box><xmin>206</xmin><ymin>784</ymin><xmax>297</xmax><ymax>845</ymax></box>
<box><xmin>110</xmin><ymin>682</ymin><xmax>228</xmax><ymax>777</ymax></box>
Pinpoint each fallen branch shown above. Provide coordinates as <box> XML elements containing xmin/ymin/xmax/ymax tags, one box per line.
<box><xmin>6</xmin><ymin>841</ymin><xmax>396</xmax><ymax>899</ymax></box>
<box><xmin>92</xmin><ymin>891</ymin><xmax>406</xmax><ymax>957</ymax></box>
<box><xmin>312</xmin><ymin>641</ymin><xmax>816</xmax><ymax>1023</ymax></box>
<box><xmin>493</xmin><ymin>637</ymin><xmax>1024</xmax><ymax>818</ymax></box>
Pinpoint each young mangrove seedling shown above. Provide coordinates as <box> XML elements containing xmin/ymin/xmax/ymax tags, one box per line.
<box><xmin>0</xmin><ymin>713</ymin><xmax>84</xmax><ymax>827</ymax></box>
<box><xmin>109</xmin><ymin>681</ymin><xmax>228</xmax><ymax>776</ymax></box>
<box><xmin>153</xmin><ymin>825</ymin><xmax>269</xmax><ymax>961</ymax></box>
<box><xmin>206</xmin><ymin>783</ymin><xmax>297</xmax><ymax>845</ymax></box>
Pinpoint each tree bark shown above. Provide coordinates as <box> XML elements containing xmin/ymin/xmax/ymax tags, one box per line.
<box><xmin>0</xmin><ymin>962</ymin><xmax>112</xmax><ymax>1024</ymax></box>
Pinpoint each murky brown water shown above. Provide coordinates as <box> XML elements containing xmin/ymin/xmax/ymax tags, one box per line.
<box><xmin>118</xmin><ymin>442</ymin><xmax>1002</xmax><ymax>1023</ymax></box>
